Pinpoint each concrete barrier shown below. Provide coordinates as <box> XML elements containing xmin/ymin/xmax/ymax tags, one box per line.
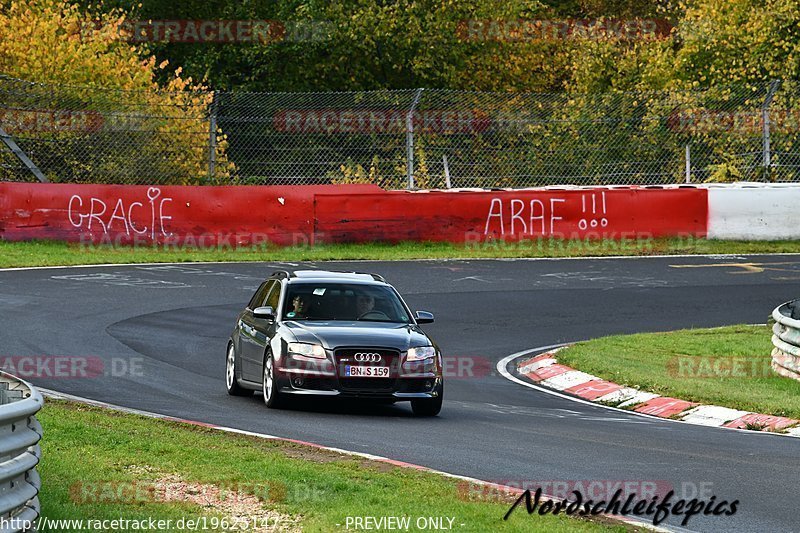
<box><xmin>0</xmin><ymin>183</ymin><xmax>709</xmax><ymax>245</ymax></box>
<box><xmin>707</xmin><ymin>184</ymin><xmax>800</xmax><ymax>240</ymax></box>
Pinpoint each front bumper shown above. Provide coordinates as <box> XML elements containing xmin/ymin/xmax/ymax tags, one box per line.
<box><xmin>276</xmin><ymin>375</ymin><xmax>443</xmax><ymax>399</ymax></box>
<box><xmin>279</xmin><ymin>389</ymin><xmax>440</xmax><ymax>399</ymax></box>
<box><xmin>276</xmin><ymin>347</ymin><xmax>442</xmax><ymax>400</ymax></box>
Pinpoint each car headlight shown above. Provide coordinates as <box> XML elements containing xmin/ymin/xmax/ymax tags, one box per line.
<box><xmin>407</xmin><ymin>346</ymin><xmax>436</xmax><ymax>361</ymax></box>
<box><xmin>287</xmin><ymin>342</ymin><xmax>326</xmax><ymax>359</ymax></box>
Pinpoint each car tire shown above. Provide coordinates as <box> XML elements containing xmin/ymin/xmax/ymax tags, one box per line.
<box><xmin>262</xmin><ymin>350</ymin><xmax>285</xmax><ymax>408</ymax></box>
<box><xmin>226</xmin><ymin>343</ymin><xmax>250</xmax><ymax>396</ymax></box>
<box><xmin>411</xmin><ymin>383</ymin><xmax>443</xmax><ymax>417</ymax></box>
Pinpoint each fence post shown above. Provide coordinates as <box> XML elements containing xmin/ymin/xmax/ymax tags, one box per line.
<box><xmin>0</xmin><ymin>126</ymin><xmax>48</xmax><ymax>183</ymax></box>
<box><xmin>406</xmin><ymin>88</ymin><xmax>424</xmax><ymax>189</ymax></box>
<box><xmin>685</xmin><ymin>144</ymin><xmax>691</xmax><ymax>183</ymax></box>
<box><xmin>208</xmin><ymin>91</ymin><xmax>218</xmax><ymax>180</ymax></box>
<box><xmin>762</xmin><ymin>79</ymin><xmax>781</xmax><ymax>180</ymax></box>
<box><xmin>443</xmin><ymin>154</ymin><xmax>452</xmax><ymax>188</ymax></box>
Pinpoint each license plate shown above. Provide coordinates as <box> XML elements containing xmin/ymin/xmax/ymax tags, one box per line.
<box><xmin>345</xmin><ymin>365</ymin><xmax>390</xmax><ymax>378</ymax></box>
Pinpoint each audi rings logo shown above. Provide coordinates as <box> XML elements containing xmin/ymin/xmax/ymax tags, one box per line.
<box><xmin>353</xmin><ymin>353</ymin><xmax>382</xmax><ymax>363</ymax></box>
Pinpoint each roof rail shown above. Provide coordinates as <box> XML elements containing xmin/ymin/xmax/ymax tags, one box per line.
<box><xmin>354</xmin><ymin>271</ymin><xmax>385</xmax><ymax>283</ymax></box>
<box><xmin>274</xmin><ymin>269</ymin><xmax>385</xmax><ymax>282</ymax></box>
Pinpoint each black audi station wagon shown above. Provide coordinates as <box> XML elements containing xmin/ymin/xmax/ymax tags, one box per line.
<box><xmin>226</xmin><ymin>270</ymin><xmax>443</xmax><ymax>416</ymax></box>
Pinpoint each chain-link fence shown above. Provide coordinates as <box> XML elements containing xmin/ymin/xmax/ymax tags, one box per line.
<box><xmin>3</xmin><ymin>74</ymin><xmax>800</xmax><ymax>188</ymax></box>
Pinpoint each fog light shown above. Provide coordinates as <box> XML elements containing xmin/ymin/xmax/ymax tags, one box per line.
<box><xmin>292</xmin><ymin>377</ymin><xmax>304</xmax><ymax>387</ymax></box>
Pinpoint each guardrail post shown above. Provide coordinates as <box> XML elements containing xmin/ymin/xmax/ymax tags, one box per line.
<box><xmin>406</xmin><ymin>88</ymin><xmax>424</xmax><ymax>190</ymax></box>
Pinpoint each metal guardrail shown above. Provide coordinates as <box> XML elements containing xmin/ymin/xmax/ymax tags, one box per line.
<box><xmin>772</xmin><ymin>299</ymin><xmax>800</xmax><ymax>381</ymax></box>
<box><xmin>0</xmin><ymin>372</ymin><xmax>43</xmax><ymax>532</ymax></box>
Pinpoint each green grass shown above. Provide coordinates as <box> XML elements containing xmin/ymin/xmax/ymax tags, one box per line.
<box><xmin>2</xmin><ymin>238</ymin><xmax>800</xmax><ymax>268</ymax></box>
<box><xmin>556</xmin><ymin>325</ymin><xmax>800</xmax><ymax>419</ymax></box>
<box><xmin>38</xmin><ymin>400</ymin><xmax>622</xmax><ymax>532</ymax></box>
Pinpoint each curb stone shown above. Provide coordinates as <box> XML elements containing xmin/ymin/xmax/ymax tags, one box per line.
<box><xmin>516</xmin><ymin>349</ymin><xmax>800</xmax><ymax>436</ymax></box>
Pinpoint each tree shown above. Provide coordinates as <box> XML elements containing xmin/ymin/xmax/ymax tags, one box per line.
<box><xmin>0</xmin><ymin>0</ymin><xmax>232</xmax><ymax>183</ymax></box>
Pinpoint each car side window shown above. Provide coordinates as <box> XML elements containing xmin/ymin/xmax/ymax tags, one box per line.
<box><xmin>265</xmin><ymin>281</ymin><xmax>282</xmax><ymax>311</ymax></box>
<box><xmin>248</xmin><ymin>282</ymin><xmax>268</xmax><ymax>309</ymax></box>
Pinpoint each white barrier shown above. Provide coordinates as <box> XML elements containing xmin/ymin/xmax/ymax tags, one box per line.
<box><xmin>707</xmin><ymin>184</ymin><xmax>800</xmax><ymax>240</ymax></box>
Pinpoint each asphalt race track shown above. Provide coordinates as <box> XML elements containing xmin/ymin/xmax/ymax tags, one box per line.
<box><xmin>2</xmin><ymin>255</ymin><xmax>800</xmax><ymax>532</ymax></box>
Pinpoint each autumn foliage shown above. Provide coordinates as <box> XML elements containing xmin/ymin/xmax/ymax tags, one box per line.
<box><xmin>0</xmin><ymin>0</ymin><xmax>231</xmax><ymax>184</ymax></box>
<box><xmin>4</xmin><ymin>0</ymin><xmax>800</xmax><ymax>186</ymax></box>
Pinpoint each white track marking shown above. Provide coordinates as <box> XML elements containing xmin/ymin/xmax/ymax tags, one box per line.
<box><xmin>2</xmin><ymin>252</ymin><xmax>800</xmax><ymax>272</ymax></box>
<box><xmin>594</xmin><ymin>387</ymin><xmax>641</xmax><ymax>405</ymax></box>
<box><xmin>539</xmin><ymin>370</ymin><xmax>596</xmax><ymax>391</ymax></box>
<box><xmin>617</xmin><ymin>392</ymin><xmax>661</xmax><ymax>408</ymax></box>
<box><xmin>680</xmin><ymin>406</ymin><xmax>752</xmax><ymax>427</ymax></box>
<box><xmin>517</xmin><ymin>356</ymin><xmax>557</xmax><ymax>374</ymax></box>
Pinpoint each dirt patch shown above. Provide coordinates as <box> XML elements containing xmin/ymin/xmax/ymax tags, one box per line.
<box><xmin>280</xmin><ymin>445</ymin><xmax>342</xmax><ymax>464</ymax></box>
<box><xmin>360</xmin><ymin>459</ymin><xmax>397</xmax><ymax>473</ymax></box>
<box><xmin>153</xmin><ymin>474</ymin><xmax>300</xmax><ymax>532</ymax></box>
<box><xmin>119</xmin><ymin>466</ymin><xmax>301</xmax><ymax>532</ymax></box>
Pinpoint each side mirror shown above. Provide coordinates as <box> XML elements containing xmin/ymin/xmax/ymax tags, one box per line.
<box><xmin>253</xmin><ymin>306</ymin><xmax>275</xmax><ymax>320</ymax></box>
<box><xmin>415</xmin><ymin>310</ymin><xmax>434</xmax><ymax>324</ymax></box>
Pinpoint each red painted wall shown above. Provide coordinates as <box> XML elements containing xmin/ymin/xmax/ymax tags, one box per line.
<box><xmin>314</xmin><ymin>188</ymin><xmax>708</xmax><ymax>242</ymax></box>
<box><xmin>0</xmin><ymin>183</ymin><xmax>381</xmax><ymax>246</ymax></box>
<box><xmin>0</xmin><ymin>183</ymin><xmax>707</xmax><ymax>246</ymax></box>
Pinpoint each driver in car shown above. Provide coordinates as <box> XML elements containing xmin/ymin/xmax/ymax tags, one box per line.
<box><xmin>286</xmin><ymin>294</ymin><xmax>309</xmax><ymax>319</ymax></box>
<box><xmin>356</xmin><ymin>293</ymin><xmax>375</xmax><ymax>318</ymax></box>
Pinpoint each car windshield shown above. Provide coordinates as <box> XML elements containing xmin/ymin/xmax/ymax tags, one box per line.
<box><xmin>283</xmin><ymin>283</ymin><xmax>411</xmax><ymax>323</ymax></box>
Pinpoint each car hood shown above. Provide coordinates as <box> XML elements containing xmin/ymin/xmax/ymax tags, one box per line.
<box><xmin>284</xmin><ymin>321</ymin><xmax>431</xmax><ymax>351</ymax></box>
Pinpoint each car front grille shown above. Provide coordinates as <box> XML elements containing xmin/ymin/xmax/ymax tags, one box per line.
<box><xmin>335</xmin><ymin>348</ymin><xmax>400</xmax><ymax>392</ymax></box>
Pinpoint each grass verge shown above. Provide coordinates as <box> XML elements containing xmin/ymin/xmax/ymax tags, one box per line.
<box><xmin>2</xmin><ymin>238</ymin><xmax>800</xmax><ymax>268</ymax></box>
<box><xmin>38</xmin><ymin>400</ymin><xmax>624</xmax><ymax>532</ymax></box>
<box><xmin>556</xmin><ymin>325</ymin><xmax>800</xmax><ymax>419</ymax></box>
